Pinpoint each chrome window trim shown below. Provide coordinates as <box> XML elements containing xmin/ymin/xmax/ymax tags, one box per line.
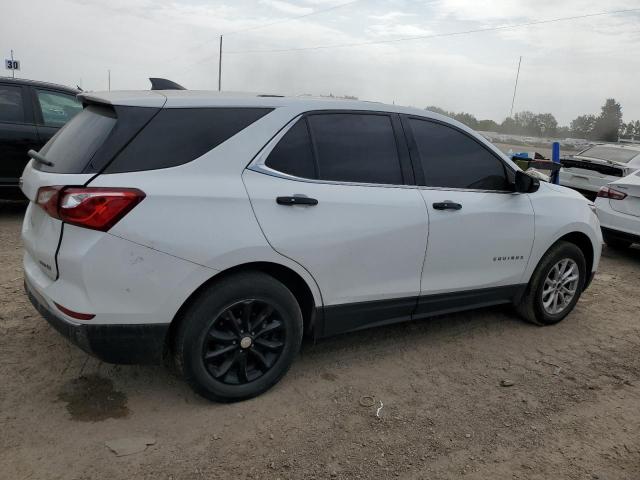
<box><xmin>247</xmin><ymin>113</ymin><xmax>519</xmax><ymax>194</ymax></box>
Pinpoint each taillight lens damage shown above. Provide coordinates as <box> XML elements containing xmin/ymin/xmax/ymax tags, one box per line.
<box><xmin>36</xmin><ymin>186</ymin><xmax>145</xmax><ymax>231</ymax></box>
<box><xmin>597</xmin><ymin>186</ymin><xmax>627</xmax><ymax>201</ymax></box>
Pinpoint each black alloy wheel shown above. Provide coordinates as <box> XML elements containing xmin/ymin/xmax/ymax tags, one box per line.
<box><xmin>202</xmin><ymin>300</ymin><xmax>286</xmax><ymax>385</ymax></box>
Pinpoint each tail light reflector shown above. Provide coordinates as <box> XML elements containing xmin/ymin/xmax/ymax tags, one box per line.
<box><xmin>36</xmin><ymin>186</ymin><xmax>145</xmax><ymax>231</ymax></box>
<box><xmin>597</xmin><ymin>186</ymin><xmax>627</xmax><ymax>200</ymax></box>
<box><xmin>54</xmin><ymin>303</ymin><xmax>95</xmax><ymax>320</ymax></box>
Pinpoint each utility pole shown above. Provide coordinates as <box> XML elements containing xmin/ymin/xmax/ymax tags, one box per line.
<box><xmin>218</xmin><ymin>35</ymin><xmax>223</xmax><ymax>91</ymax></box>
<box><xmin>10</xmin><ymin>49</ymin><xmax>15</xmax><ymax>78</ymax></box>
<box><xmin>509</xmin><ymin>56</ymin><xmax>522</xmax><ymax>119</ymax></box>
<box><xmin>108</xmin><ymin>69</ymin><xmax>111</xmax><ymax>91</ymax></box>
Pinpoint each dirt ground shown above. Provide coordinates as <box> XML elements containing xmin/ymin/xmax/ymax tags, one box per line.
<box><xmin>1</xmin><ymin>200</ymin><xmax>639</xmax><ymax>480</ymax></box>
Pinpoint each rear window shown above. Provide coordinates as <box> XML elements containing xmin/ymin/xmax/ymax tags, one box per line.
<box><xmin>578</xmin><ymin>146</ymin><xmax>639</xmax><ymax>164</ymax></box>
<box><xmin>104</xmin><ymin>108</ymin><xmax>272</xmax><ymax>173</ymax></box>
<box><xmin>35</xmin><ymin>105</ymin><xmax>117</xmax><ymax>173</ymax></box>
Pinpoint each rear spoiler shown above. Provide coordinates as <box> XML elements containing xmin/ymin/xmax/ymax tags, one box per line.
<box><xmin>149</xmin><ymin>78</ymin><xmax>186</xmax><ymax>90</ymax></box>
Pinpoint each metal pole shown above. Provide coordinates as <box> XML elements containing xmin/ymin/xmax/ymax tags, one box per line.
<box><xmin>218</xmin><ymin>35</ymin><xmax>223</xmax><ymax>91</ymax></box>
<box><xmin>10</xmin><ymin>49</ymin><xmax>15</xmax><ymax>78</ymax></box>
<box><xmin>509</xmin><ymin>56</ymin><xmax>522</xmax><ymax>118</ymax></box>
<box><xmin>552</xmin><ymin>141</ymin><xmax>561</xmax><ymax>185</ymax></box>
<box><xmin>108</xmin><ymin>69</ymin><xmax>111</xmax><ymax>91</ymax></box>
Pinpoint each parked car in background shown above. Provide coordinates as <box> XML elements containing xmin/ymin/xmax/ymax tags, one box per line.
<box><xmin>21</xmin><ymin>90</ymin><xmax>601</xmax><ymax>402</ymax></box>
<box><xmin>0</xmin><ymin>77</ymin><xmax>81</xmax><ymax>199</ymax></box>
<box><xmin>595</xmin><ymin>170</ymin><xmax>640</xmax><ymax>249</ymax></box>
<box><xmin>559</xmin><ymin>143</ymin><xmax>640</xmax><ymax>200</ymax></box>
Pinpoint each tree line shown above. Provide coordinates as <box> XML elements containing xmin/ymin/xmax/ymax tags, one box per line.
<box><xmin>427</xmin><ymin>99</ymin><xmax>637</xmax><ymax>142</ymax></box>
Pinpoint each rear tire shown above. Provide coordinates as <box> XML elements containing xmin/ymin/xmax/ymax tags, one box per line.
<box><xmin>603</xmin><ymin>234</ymin><xmax>632</xmax><ymax>250</ymax></box>
<box><xmin>515</xmin><ymin>241</ymin><xmax>586</xmax><ymax>326</ymax></box>
<box><xmin>175</xmin><ymin>272</ymin><xmax>303</xmax><ymax>402</ymax></box>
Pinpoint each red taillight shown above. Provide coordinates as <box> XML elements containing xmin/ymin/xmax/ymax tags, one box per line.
<box><xmin>36</xmin><ymin>186</ymin><xmax>145</xmax><ymax>231</ymax></box>
<box><xmin>36</xmin><ymin>185</ymin><xmax>63</xmax><ymax>218</ymax></box>
<box><xmin>54</xmin><ymin>303</ymin><xmax>95</xmax><ymax>320</ymax></box>
<box><xmin>597</xmin><ymin>186</ymin><xmax>627</xmax><ymax>200</ymax></box>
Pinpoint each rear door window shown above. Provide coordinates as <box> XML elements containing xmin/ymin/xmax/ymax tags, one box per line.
<box><xmin>409</xmin><ymin>118</ymin><xmax>509</xmax><ymax>191</ymax></box>
<box><xmin>105</xmin><ymin>108</ymin><xmax>272</xmax><ymax>173</ymax></box>
<box><xmin>306</xmin><ymin>113</ymin><xmax>403</xmax><ymax>184</ymax></box>
<box><xmin>265</xmin><ymin>118</ymin><xmax>317</xmax><ymax>179</ymax></box>
<box><xmin>35</xmin><ymin>89</ymin><xmax>82</xmax><ymax>127</ymax></box>
<box><xmin>35</xmin><ymin>105</ymin><xmax>117</xmax><ymax>173</ymax></box>
<box><xmin>0</xmin><ymin>84</ymin><xmax>25</xmax><ymax>123</ymax></box>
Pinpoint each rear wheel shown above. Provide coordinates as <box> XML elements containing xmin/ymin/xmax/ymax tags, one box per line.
<box><xmin>603</xmin><ymin>234</ymin><xmax>631</xmax><ymax>250</ymax></box>
<box><xmin>175</xmin><ymin>272</ymin><xmax>303</xmax><ymax>402</ymax></box>
<box><xmin>515</xmin><ymin>241</ymin><xmax>586</xmax><ymax>325</ymax></box>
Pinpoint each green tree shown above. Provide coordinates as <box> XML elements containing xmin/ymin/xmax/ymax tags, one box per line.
<box><xmin>452</xmin><ymin>112</ymin><xmax>478</xmax><ymax>129</ymax></box>
<box><xmin>425</xmin><ymin>105</ymin><xmax>448</xmax><ymax>115</ymax></box>
<box><xmin>536</xmin><ymin>113</ymin><xmax>558</xmax><ymax>137</ymax></box>
<box><xmin>593</xmin><ymin>98</ymin><xmax>623</xmax><ymax>142</ymax></box>
<box><xmin>477</xmin><ymin>119</ymin><xmax>500</xmax><ymax>131</ymax></box>
<box><xmin>570</xmin><ymin>114</ymin><xmax>597</xmax><ymax>139</ymax></box>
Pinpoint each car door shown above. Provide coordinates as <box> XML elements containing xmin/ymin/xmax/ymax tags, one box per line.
<box><xmin>0</xmin><ymin>83</ymin><xmax>40</xmax><ymax>188</ymax></box>
<box><xmin>402</xmin><ymin>116</ymin><xmax>535</xmax><ymax>314</ymax></box>
<box><xmin>243</xmin><ymin>111</ymin><xmax>428</xmax><ymax>336</ymax></box>
<box><xmin>32</xmin><ymin>87</ymin><xmax>82</xmax><ymax>144</ymax></box>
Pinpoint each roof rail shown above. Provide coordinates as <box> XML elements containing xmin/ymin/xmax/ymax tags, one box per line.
<box><xmin>149</xmin><ymin>78</ymin><xmax>186</xmax><ymax>90</ymax></box>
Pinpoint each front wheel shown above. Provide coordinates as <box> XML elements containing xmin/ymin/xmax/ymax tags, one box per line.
<box><xmin>175</xmin><ymin>272</ymin><xmax>303</xmax><ymax>402</ymax></box>
<box><xmin>515</xmin><ymin>241</ymin><xmax>587</xmax><ymax>325</ymax></box>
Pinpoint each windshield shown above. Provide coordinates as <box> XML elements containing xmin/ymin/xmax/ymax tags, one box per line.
<box><xmin>577</xmin><ymin>146</ymin><xmax>639</xmax><ymax>164</ymax></box>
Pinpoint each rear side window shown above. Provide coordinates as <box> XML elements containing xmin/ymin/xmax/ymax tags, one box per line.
<box><xmin>409</xmin><ymin>119</ymin><xmax>509</xmax><ymax>190</ymax></box>
<box><xmin>36</xmin><ymin>105</ymin><xmax>117</xmax><ymax>173</ymax></box>
<box><xmin>105</xmin><ymin>108</ymin><xmax>272</xmax><ymax>173</ymax></box>
<box><xmin>307</xmin><ymin>113</ymin><xmax>402</xmax><ymax>184</ymax></box>
<box><xmin>35</xmin><ymin>89</ymin><xmax>82</xmax><ymax>127</ymax></box>
<box><xmin>0</xmin><ymin>84</ymin><xmax>25</xmax><ymax>123</ymax></box>
<box><xmin>265</xmin><ymin>118</ymin><xmax>316</xmax><ymax>179</ymax></box>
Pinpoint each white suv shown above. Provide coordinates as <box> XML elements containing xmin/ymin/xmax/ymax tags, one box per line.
<box><xmin>21</xmin><ymin>90</ymin><xmax>602</xmax><ymax>402</ymax></box>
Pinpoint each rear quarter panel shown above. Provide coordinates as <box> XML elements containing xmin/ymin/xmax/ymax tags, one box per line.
<box><xmin>89</xmin><ymin>106</ymin><xmax>323</xmax><ymax>307</ymax></box>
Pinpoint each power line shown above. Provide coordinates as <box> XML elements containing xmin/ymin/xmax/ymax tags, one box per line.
<box><xmin>222</xmin><ymin>8</ymin><xmax>640</xmax><ymax>55</ymax></box>
<box><xmin>222</xmin><ymin>0</ymin><xmax>360</xmax><ymax>37</ymax></box>
<box><xmin>188</xmin><ymin>0</ymin><xmax>361</xmax><ymax>55</ymax></box>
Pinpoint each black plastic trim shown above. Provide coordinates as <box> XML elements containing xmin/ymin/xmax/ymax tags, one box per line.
<box><xmin>25</xmin><ymin>279</ymin><xmax>168</xmax><ymax>364</ymax></box>
<box><xmin>602</xmin><ymin>227</ymin><xmax>640</xmax><ymax>245</ymax></box>
<box><xmin>320</xmin><ymin>284</ymin><xmax>526</xmax><ymax>338</ymax></box>
<box><xmin>412</xmin><ymin>284</ymin><xmax>526</xmax><ymax>320</ymax></box>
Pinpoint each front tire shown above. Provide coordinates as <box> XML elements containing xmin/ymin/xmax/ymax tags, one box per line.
<box><xmin>515</xmin><ymin>241</ymin><xmax>587</xmax><ymax>325</ymax></box>
<box><xmin>175</xmin><ymin>272</ymin><xmax>303</xmax><ymax>402</ymax></box>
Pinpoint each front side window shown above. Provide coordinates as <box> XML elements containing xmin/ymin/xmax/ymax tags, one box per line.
<box><xmin>0</xmin><ymin>84</ymin><xmax>25</xmax><ymax>123</ymax></box>
<box><xmin>36</xmin><ymin>89</ymin><xmax>82</xmax><ymax>127</ymax></box>
<box><xmin>409</xmin><ymin>118</ymin><xmax>509</xmax><ymax>190</ymax></box>
<box><xmin>307</xmin><ymin>113</ymin><xmax>402</xmax><ymax>184</ymax></box>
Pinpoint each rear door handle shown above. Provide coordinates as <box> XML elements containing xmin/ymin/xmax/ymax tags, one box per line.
<box><xmin>276</xmin><ymin>195</ymin><xmax>318</xmax><ymax>206</ymax></box>
<box><xmin>433</xmin><ymin>200</ymin><xmax>462</xmax><ymax>211</ymax></box>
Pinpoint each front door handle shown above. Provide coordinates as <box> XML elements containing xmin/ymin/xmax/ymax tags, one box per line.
<box><xmin>433</xmin><ymin>200</ymin><xmax>462</xmax><ymax>211</ymax></box>
<box><xmin>276</xmin><ymin>195</ymin><xmax>318</xmax><ymax>206</ymax></box>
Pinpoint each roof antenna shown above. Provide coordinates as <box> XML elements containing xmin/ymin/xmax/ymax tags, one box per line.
<box><xmin>149</xmin><ymin>78</ymin><xmax>186</xmax><ymax>90</ymax></box>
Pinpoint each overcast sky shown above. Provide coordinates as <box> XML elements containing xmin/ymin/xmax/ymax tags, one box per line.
<box><xmin>2</xmin><ymin>0</ymin><xmax>639</xmax><ymax>125</ymax></box>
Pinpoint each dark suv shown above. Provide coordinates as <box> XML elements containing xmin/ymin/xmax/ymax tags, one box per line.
<box><xmin>0</xmin><ymin>77</ymin><xmax>81</xmax><ymax>198</ymax></box>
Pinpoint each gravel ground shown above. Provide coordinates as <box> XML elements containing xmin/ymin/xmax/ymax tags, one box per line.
<box><xmin>1</xmin><ymin>200</ymin><xmax>639</xmax><ymax>480</ymax></box>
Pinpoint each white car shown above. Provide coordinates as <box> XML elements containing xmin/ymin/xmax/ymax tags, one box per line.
<box><xmin>21</xmin><ymin>90</ymin><xmax>602</xmax><ymax>401</ymax></box>
<box><xmin>595</xmin><ymin>171</ymin><xmax>640</xmax><ymax>248</ymax></box>
<box><xmin>560</xmin><ymin>143</ymin><xmax>640</xmax><ymax>199</ymax></box>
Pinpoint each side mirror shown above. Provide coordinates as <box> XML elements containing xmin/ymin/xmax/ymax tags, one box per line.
<box><xmin>514</xmin><ymin>170</ymin><xmax>540</xmax><ymax>193</ymax></box>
